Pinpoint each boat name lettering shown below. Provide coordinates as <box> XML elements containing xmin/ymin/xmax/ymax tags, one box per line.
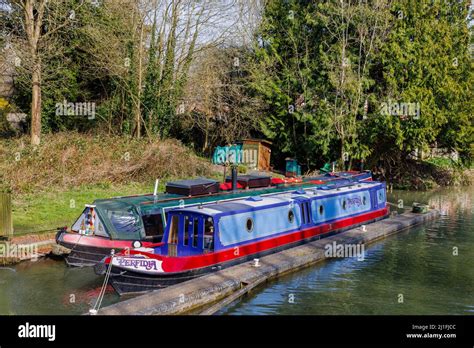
<box><xmin>117</xmin><ymin>258</ymin><xmax>158</xmax><ymax>271</ymax></box>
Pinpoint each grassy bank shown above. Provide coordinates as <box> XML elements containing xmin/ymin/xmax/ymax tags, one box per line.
<box><xmin>0</xmin><ymin>132</ymin><xmax>217</xmax><ymax>194</ymax></box>
<box><xmin>11</xmin><ymin>182</ymin><xmax>161</xmax><ymax>234</ymax></box>
<box><xmin>1</xmin><ymin>133</ymin><xmax>219</xmax><ymax>234</ymax></box>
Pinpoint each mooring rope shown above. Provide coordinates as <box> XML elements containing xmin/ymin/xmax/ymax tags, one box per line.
<box><xmin>386</xmin><ymin>201</ymin><xmax>400</xmax><ymax>207</ymax></box>
<box><xmin>89</xmin><ymin>249</ymin><xmax>115</xmax><ymax>315</ymax></box>
<box><xmin>67</xmin><ymin>232</ymin><xmax>87</xmax><ymax>258</ymax></box>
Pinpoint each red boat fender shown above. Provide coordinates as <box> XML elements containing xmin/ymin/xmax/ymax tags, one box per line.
<box><xmin>284</xmin><ymin>177</ymin><xmax>302</xmax><ymax>184</ymax></box>
<box><xmin>309</xmin><ymin>180</ymin><xmax>325</xmax><ymax>184</ymax></box>
<box><xmin>219</xmin><ymin>182</ymin><xmax>244</xmax><ymax>191</ymax></box>
<box><xmin>271</xmin><ymin>178</ymin><xmax>285</xmax><ymax>185</ymax></box>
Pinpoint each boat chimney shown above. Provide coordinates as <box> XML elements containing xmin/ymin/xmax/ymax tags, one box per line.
<box><xmin>153</xmin><ymin>179</ymin><xmax>159</xmax><ymax>196</ymax></box>
<box><xmin>231</xmin><ymin>165</ymin><xmax>238</xmax><ymax>192</ymax></box>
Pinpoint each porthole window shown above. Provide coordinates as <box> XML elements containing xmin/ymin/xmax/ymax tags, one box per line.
<box><xmin>288</xmin><ymin>210</ymin><xmax>295</xmax><ymax>223</ymax></box>
<box><xmin>246</xmin><ymin>218</ymin><xmax>254</xmax><ymax>232</ymax></box>
<box><xmin>342</xmin><ymin>200</ymin><xmax>347</xmax><ymax>210</ymax></box>
<box><xmin>363</xmin><ymin>196</ymin><xmax>367</xmax><ymax>205</ymax></box>
<box><xmin>319</xmin><ymin>205</ymin><xmax>324</xmax><ymax>215</ymax></box>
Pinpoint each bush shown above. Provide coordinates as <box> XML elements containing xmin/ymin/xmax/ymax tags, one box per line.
<box><xmin>0</xmin><ymin>132</ymin><xmax>218</xmax><ymax>194</ymax></box>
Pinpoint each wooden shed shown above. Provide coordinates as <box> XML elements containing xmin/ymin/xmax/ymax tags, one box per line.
<box><xmin>238</xmin><ymin>139</ymin><xmax>272</xmax><ymax>171</ymax></box>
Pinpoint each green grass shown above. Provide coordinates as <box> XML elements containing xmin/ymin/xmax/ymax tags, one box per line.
<box><xmin>12</xmin><ymin>181</ymin><xmax>162</xmax><ymax>235</ymax></box>
<box><xmin>424</xmin><ymin>157</ymin><xmax>456</xmax><ymax>169</ymax></box>
<box><xmin>11</xmin><ymin>172</ymin><xmax>225</xmax><ymax>235</ymax></box>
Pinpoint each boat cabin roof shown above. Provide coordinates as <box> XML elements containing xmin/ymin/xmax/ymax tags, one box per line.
<box><xmin>88</xmin><ymin>171</ymin><xmax>370</xmax><ymax>215</ymax></box>
<box><xmin>172</xmin><ymin>181</ymin><xmax>382</xmax><ymax>218</ymax></box>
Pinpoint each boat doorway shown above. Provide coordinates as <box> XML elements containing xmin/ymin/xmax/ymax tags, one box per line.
<box><xmin>168</xmin><ymin>215</ymin><xmax>179</xmax><ymax>256</ymax></box>
<box><xmin>165</xmin><ymin>212</ymin><xmax>215</xmax><ymax>257</ymax></box>
<box><xmin>181</xmin><ymin>214</ymin><xmax>207</xmax><ymax>256</ymax></box>
<box><xmin>142</xmin><ymin>212</ymin><xmax>167</xmax><ymax>243</ymax></box>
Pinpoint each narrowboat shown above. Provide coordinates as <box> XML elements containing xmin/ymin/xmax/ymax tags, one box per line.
<box><xmin>56</xmin><ymin>171</ymin><xmax>372</xmax><ymax>267</ymax></box>
<box><xmin>95</xmin><ymin>180</ymin><xmax>388</xmax><ymax>295</ymax></box>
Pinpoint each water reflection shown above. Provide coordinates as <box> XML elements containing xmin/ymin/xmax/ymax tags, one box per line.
<box><xmin>0</xmin><ymin>259</ymin><xmax>119</xmax><ymax>315</ymax></box>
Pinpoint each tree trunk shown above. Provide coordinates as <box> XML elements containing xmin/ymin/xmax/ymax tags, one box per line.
<box><xmin>31</xmin><ymin>61</ymin><xmax>41</xmax><ymax>145</ymax></box>
<box><xmin>23</xmin><ymin>0</ymin><xmax>46</xmax><ymax>145</ymax></box>
<box><xmin>203</xmin><ymin>121</ymin><xmax>209</xmax><ymax>153</ymax></box>
<box><xmin>136</xmin><ymin>22</ymin><xmax>144</xmax><ymax>138</ymax></box>
<box><xmin>340</xmin><ymin>135</ymin><xmax>345</xmax><ymax>171</ymax></box>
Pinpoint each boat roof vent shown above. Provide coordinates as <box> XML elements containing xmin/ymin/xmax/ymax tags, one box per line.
<box><xmin>246</xmin><ymin>196</ymin><xmax>263</xmax><ymax>202</ymax></box>
<box><xmin>293</xmin><ymin>189</ymin><xmax>306</xmax><ymax>195</ymax></box>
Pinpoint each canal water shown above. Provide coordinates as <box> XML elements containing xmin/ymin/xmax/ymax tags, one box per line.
<box><xmin>0</xmin><ymin>186</ymin><xmax>472</xmax><ymax>315</ymax></box>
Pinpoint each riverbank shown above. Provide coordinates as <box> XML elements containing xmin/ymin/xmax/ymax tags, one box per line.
<box><xmin>373</xmin><ymin>157</ymin><xmax>473</xmax><ymax>190</ymax></box>
<box><xmin>0</xmin><ymin>132</ymin><xmax>217</xmax><ymax>195</ymax></box>
<box><xmin>11</xmin><ymin>182</ymin><xmax>159</xmax><ymax>235</ymax></box>
<box><xmin>0</xmin><ymin>133</ymin><xmax>220</xmax><ymax>235</ymax></box>
<box><xmin>0</xmin><ymin>232</ymin><xmax>57</xmax><ymax>265</ymax></box>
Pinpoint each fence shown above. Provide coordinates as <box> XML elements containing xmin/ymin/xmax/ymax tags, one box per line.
<box><xmin>0</xmin><ymin>193</ymin><xmax>13</xmax><ymax>238</ymax></box>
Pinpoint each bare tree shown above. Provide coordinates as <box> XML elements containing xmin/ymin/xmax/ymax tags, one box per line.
<box><xmin>8</xmin><ymin>0</ymin><xmax>84</xmax><ymax>145</ymax></box>
<box><xmin>181</xmin><ymin>46</ymin><xmax>262</xmax><ymax>152</ymax></box>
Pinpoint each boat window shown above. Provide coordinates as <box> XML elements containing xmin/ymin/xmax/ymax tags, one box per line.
<box><xmin>168</xmin><ymin>215</ymin><xmax>179</xmax><ymax>244</ymax></box>
<box><xmin>183</xmin><ymin>216</ymin><xmax>189</xmax><ymax>246</ymax></box>
<box><xmin>378</xmin><ymin>190</ymin><xmax>385</xmax><ymax>201</ymax></box>
<box><xmin>363</xmin><ymin>196</ymin><xmax>367</xmax><ymax>205</ymax></box>
<box><xmin>319</xmin><ymin>205</ymin><xmax>324</xmax><ymax>215</ymax></box>
<box><xmin>192</xmin><ymin>217</ymin><xmax>199</xmax><ymax>248</ymax></box>
<box><xmin>72</xmin><ymin>206</ymin><xmax>107</xmax><ymax>236</ymax></box>
<box><xmin>142</xmin><ymin>214</ymin><xmax>165</xmax><ymax>241</ymax></box>
<box><xmin>204</xmin><ymin>217</ymin><xmax>214</xmax><ymax>250</ymax></box>
<box><xmin>108</xmin><ymin>209</ymin><xmax>142</xmax><ymax>237</ymax></box>
<box><xmin>288</xmin><ymin>210</ymin><xmax>295</xmax><ymax>223</ymax></box>
<box><xmin>96</xmin><ymin>220</ymin><xmax>107</xmax><ymax>237</ymax></box>
<box><xmin>342</xmin><ymin>200</ymin><xmax>347</xmax><ymax>210</ymax></box>
<box><xmin>246</xmin><ymin>218</ymin><xmax>254</xmax><ymax>232</ymax></box>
